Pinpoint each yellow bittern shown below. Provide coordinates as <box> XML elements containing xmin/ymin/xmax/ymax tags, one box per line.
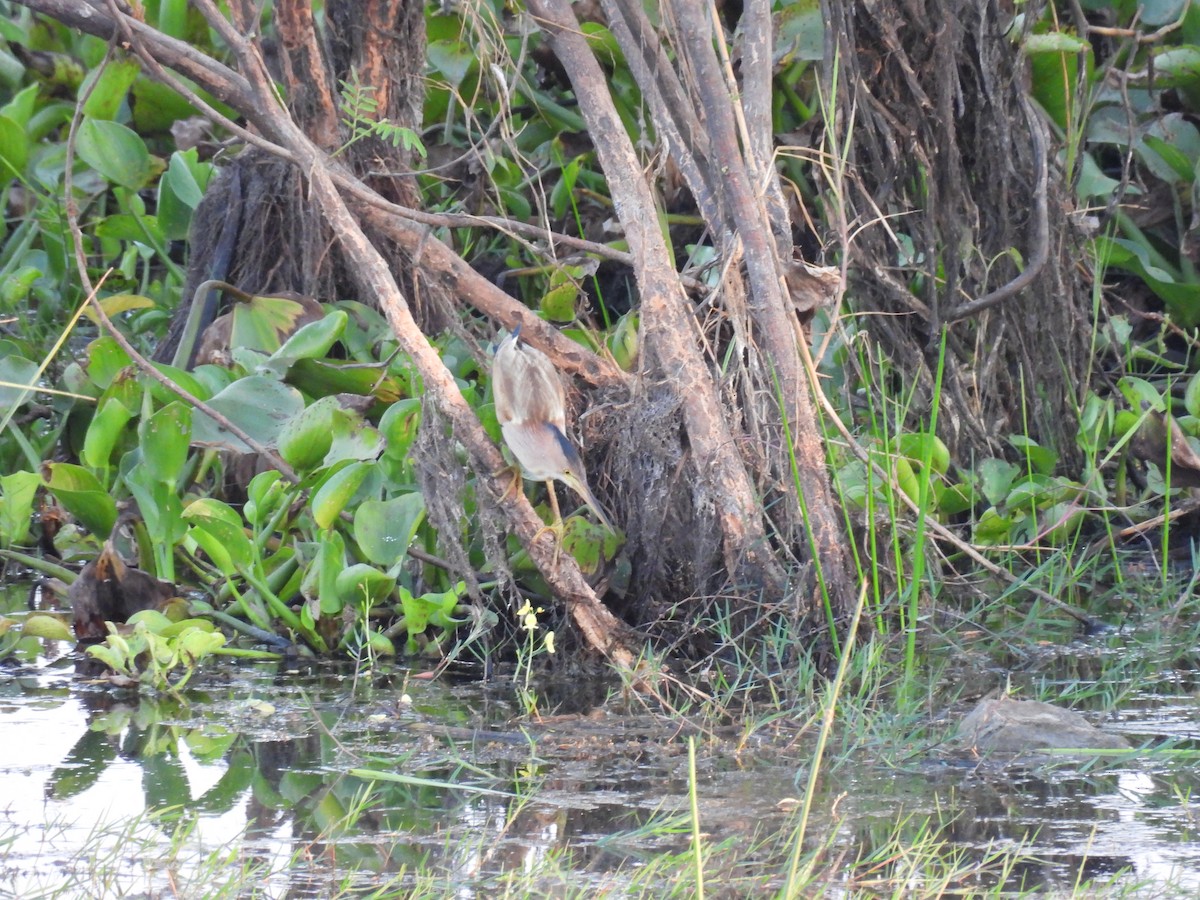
<box><xmin>491</xmin><ymin>329</ymin><xmax>611</xmax><ymax>530</ymax></box>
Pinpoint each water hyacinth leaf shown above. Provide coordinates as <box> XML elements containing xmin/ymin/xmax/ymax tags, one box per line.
<box><xmin>540</xmin><ymin>282</ymin><xmax>577</xmax><ymax>323</ymax></box>
<box><xmin>81</xmin><ymin>293</ymin><xmax>156</xmax><ymax>324</ymax></box>
<box><xmin>286</xmin><ymin>358</ymin><xmax>404</xmax><ymax>402</ymax></box>
<box><xmin>978</xmin><ymin>458</ymin><xmax>1021</xmax><ymax>506</ymax></box>
<box><xmin>974</xmin><ymin>507</ymin><xmax>1013</xmax><ymax>544</ymax></box>
<box><xmin>1041</xmin><ymin>502</ymin><xmax>1085</xmax><ymax>543</ymax></box>
<box><xmin>147</xmin><ymin>362</ymin><xmax>212</xmax><ymax>405</ymax></box>
<box><xmin>1185</xmin><ymin>371</ymin><xmax>1200</xmax><ymax>419</ymax></box>
<box><xmin>44</xmin><ymin>463</ymin><xmax>118</xmax><ymax>538</ymax></box>
<box><xmin>892</xmin><ymin>455</ymin><xmax>920</xmax><ymax>504</ymax></box>
<box><xmin>230</xmin><ymin>293</ymin><xmax>325</xmax><ymax>355</ymax></box>
<box><xmin>1009</xmin><ymin>435</ymin><xmax>1058</xmax><ymax>476</ymax></box>
<box><xmin>159</xmin><ymin>618</ymin><xmax>218</xmax><ymax>639</ymax></box>
<box><xmin>82</xmin><ymin>397</ymin><xmax>134</xmax><ymax>471</ymax></box>
<box><xmin>185</xmin><ymin>525</ymin><xmax>235</xmax><ymax>576</ymax></box>
<box><xmin>177</xmin><ymin>627</ymin><xmax>226</xmax><ymax>659</ymax></box>
<box><xmin>774</xmin><ymin>0</ymin><xmax>824</xmax><ymax>64</ymax></box>
<box><xmin>608</xmin><ymin>312</ymin><xmax>639</xmax><ymax>371</ymax></box>
<box><xmin>379</xmin><ymin>398</ymin><xmax>422</xmax><ymax>460</ymax></box>
<box><xmin>76</xmin><ymin>117</ymin><xmax>159</xmax><ymax>189</ymax></box>
<box><xmin>191</xmin><ymin>376</ymin><xmax>304</xmax><ymax>452</ymax></box>
<box><xmin>20</xmin><ymin>613</ymin><xmax>73</xmax><ymax>642</ymax></box>
<box><xmin>140</xmin><ymin>401</ymin><xmax>192</xmax><ymax>483</ymax></box>
<box><xmin>86</xmin><ymin>337</ymin><xmax>133</xmax><ymax>390</ymax></box>
<box><xmin>324</xmin><ymin>407</ymin><xmax>383</xmax><ymax>465</ymax></box>
<box><xmin>0</xmin><ymin>470</ymin><xmax>40</xmax><ymax>547</ymax></box>
<box><xmin>126</xmin><ymin>608</ymin><xmax>175</xmax><ymax>633</ymax></box>
<box><xmin>1095</xmin><ymin>236</ymin><xmax>1200</xmax><ymax>327</ymax></box>
<box><xmin>311</xmin><ymin>461</ymin><xmax>371</xmax><ymax>530</ymax></box>
<box><xmin>353</xmin><ymin>494</ymin><xmax>426</xmax><ymax>566</ymax></box>
<box><xmin>126</xmin><ymin>464</ymin><xmax>187</xmax><ymax>553</ymax></box>
<box><xmin>301</xmin><ymin>531</ymin><xmax>346</xmax><ymax>616</ymax></box>
<box><xmin>561</xmin><ymin>516</ymin><xmax>616</xmax><ymax>574</ymax></box>
<box><xmin>0</xmin><ymin>265</ymin><xmax>42</xmax><ymax>310</ymax></box>
<box><xmin>183</xmin><ymin>498</ymin><xmax>253</xmax><ymax>570</ymax></box>
<box><xmin>335</xmin><ymin>564</ymin><xmax>396</xmax><ymax>609</ymax></box>
<box><xmin>936</xmin><ymin>481</ymin><xmax>976</xmax><ymax>516</ymax></box>
<box><xmin>271</xmin><ymin>310</ymin><xmax>347</xmax><ymax>365</ymax></box>
<box><xmin>245</xmin><ymin>470</ymin><xmax>286</xmax><ymax>526</ymax></box>
<box><xmin>897</xmin><ymin>432</ymin><xmax>951</xmax><ymax>475</ymax></box>
<box><xmin>1117</xmin><ymin>375</ymin><xmax>1165</xmax><ymax>412</ymax></box>
<box><xmin>398</xmin><ymin>586</ymin><xmax>428</xmax><ymax>641</ymax></box>
<box><xmin>277</xmin><ymin>395</ymin><xmax>338</xmax><ymax>471</ymax></box>
<box><xmin>0</xmin><ymin>353</ymin><xmax>38</xmax><ymax>409</ymax></box>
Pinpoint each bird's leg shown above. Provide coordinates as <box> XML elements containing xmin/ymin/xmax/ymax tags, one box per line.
<box><xmin>532</xmin><ymin>480</ymin><xmax>567</xmax><ymax>568</ymax></box>
<box><xmin>545</xmin><ymin>480</ymin><xmax>562</xmax><ymax>530</ymax></box>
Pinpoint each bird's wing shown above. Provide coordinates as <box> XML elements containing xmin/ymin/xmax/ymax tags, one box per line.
<box><xmin>493</xmin><ymin>337</ymin><xmax>567</xmax><ymax>432</ymax></box>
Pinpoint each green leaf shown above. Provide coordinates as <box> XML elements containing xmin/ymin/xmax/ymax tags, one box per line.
<box><xmin>311</xmin><ymin>530</ymin><xmax>347</xmax><ymax>615</ymax></box>
<box><xmin>974</xmin><ymin>507</ymin><xmax>1013</xmax><ymax>545</ymax></box>
<box><xmin>229</xmin><ymin>293</ymin><xmax>322</xmax><ymax>355</ymax></box>
<box><xmin>82</xmin><ymin>397</ymin><xmax>134</xmax><ymax>471</ymax></box>
<box><xmin>183</xmin><ymin>498</ymin><xmax>253</xmax><ymax>571</ymax></box>
<box><xmin>1008</xmin><ymin>435</ymin><xmax>1058</xmax><ymax>476</ymax></box>
<box><xmin>379</xmin><ymin>398</ymin><xmax>422</xmax><ymax>463</ymax></box>
<box><xmin>1186</xmin><ymin>372</ymin><xmax>1200</xmax><ymax>419</ymax></box>
<box><xmin>0</xmin><ymin>470</ymin><xmax>40</xmax><ymax>547</ymax></box>
<box><xmin>977</xmin><ymin>458</ymin><xmax>1020</xmax><ymax>507</ymax></box>
<box><xmin>0</xmin><ymin>353</ymin><xmax>38</xmax><ymax>410</ymax></box>
<box><xmin>335</xmin><ymin>564</ymin><xmax>396</xmax><ymax>610</ymax></box>
<box><xmin>76</xmin><ymin>117</ymin><xmax>158</xmax><ymax>189</ymax></box>
<box><xmin>0</xmin><ymin>83</ymin><xmax>40</xmax><ymax>127</ymax></box>
<box><xmin>324</xmin><ymin>407</ymin><xmax>383</xmax><ymax>466</ymax></box>
<box><xmin>271</xmin><ymin>310</ymin><xmax>347</xmax><ymax>365</ymax></box>
<box><xmin>158</xmin><ymin>150</ymin><xmax>209</xmax><ymax>241</ymax></box>
<box><xmin>45</xmin><ymin>463</ymin><xmax>118</xmax><ymax>538</ymax></box>
<box><xmin>190</xmin><ymin>376</ymin><xmax>305</xmax><ymax>452</ymax></box>
<box><xmin>428</xmin><ymin>39</ymin><xmax>475</xmax><ymax>88</ymax></box>
<box><xmin>1094</xmin><ymin>236</ymin><xmax>1200</xmax><ymax>327</ymax></box>
<box><xmin>0</xmin><ymin>115</ymin><xmax>28</xmax><ymax>181</ymax></box>
<box><xmin>80</xmin><ymin>58</ymin><xmax>141</xmax><ymax>120</ymax></box>
<box><xmin>277</xmin><ymin>395</ymin><xmax>338</xmax><ymax>471</ymax></box>
<box><xmin>311</xmin><ymin>461</ymin><xmax>371</xmax><ymax>530</ymax></box>
<box><xmin>774</xmin><ymin>0</ymin><xmax>824</xmax><ymax>64</ymax></box>
<box><xmin>353</xmin><ymin>494</ymin><xmax>426</xmax><ymax>566</ymax></box>
<box><xmin>245</xmin><ymin>470</ymin><xmax>286</xmax><ymax>526</ymax></box>
<box><xmin>140</xmin><ymin>401</ymin><xmax>192</xmax><ymax>483</ymax></box>
<box><xmin>85</xmin><ymin>336</ymin><xmax>133</xmax><ymax>389</ymax></box>
<box><xmin>540</xmin><ymin>282</ymin><xmax>578</xmax><ymax>323</ymax></box>
<box><xmin>22</xmin><ymin>614</ymin><xmax>74</xmax><ymax>642</ymax></box>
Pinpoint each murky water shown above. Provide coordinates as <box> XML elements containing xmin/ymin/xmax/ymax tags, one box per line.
<box><xmin>3</xmin><ymin>581</ymin><xmax>1200</xmax><ymax>897</ymax></box>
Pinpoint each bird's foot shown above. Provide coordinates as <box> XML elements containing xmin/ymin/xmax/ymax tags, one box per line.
<box><xmin>532</xmin><ymin>516</ymin><xmax>567</xmax><ymax>569</ymax></box>
<box><xmin>495</xmin><ymin>465</ymin><xmax>524</xmax><ymax>504</ymax></box>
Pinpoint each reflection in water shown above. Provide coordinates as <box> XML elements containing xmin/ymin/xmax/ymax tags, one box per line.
<box><xmin>1</xmin><ymin>630</ymin><xmax>1199</xmax><ymax>894</ymax></box>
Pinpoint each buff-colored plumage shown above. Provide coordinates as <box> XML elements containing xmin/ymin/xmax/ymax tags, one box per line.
<box><xmin>492</xmin><ymin>331</ymin><xmax>611</xmax><ymax>529</ymax></box>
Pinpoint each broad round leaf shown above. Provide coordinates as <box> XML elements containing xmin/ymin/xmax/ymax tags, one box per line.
<box><xmin>191</xmin><ymin>376</ymin><xmax>305</xmax><ymax>452</ymax></box>
<box><xmin>353</xmin><ymin>494</ymin><xmax>426</xmax><ymax>566</ymax></box>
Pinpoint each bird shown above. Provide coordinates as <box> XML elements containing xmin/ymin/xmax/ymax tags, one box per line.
<box><xmin>491</xmin><ymin>328</ymin><xmax>612</xmax><ymax>531</ymax></box>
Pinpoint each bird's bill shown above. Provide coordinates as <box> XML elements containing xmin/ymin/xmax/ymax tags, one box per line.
<box><xmin>560</xmin><ymin>472</ymin><xmax>613</xmax><ymax>531</ymax></box>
